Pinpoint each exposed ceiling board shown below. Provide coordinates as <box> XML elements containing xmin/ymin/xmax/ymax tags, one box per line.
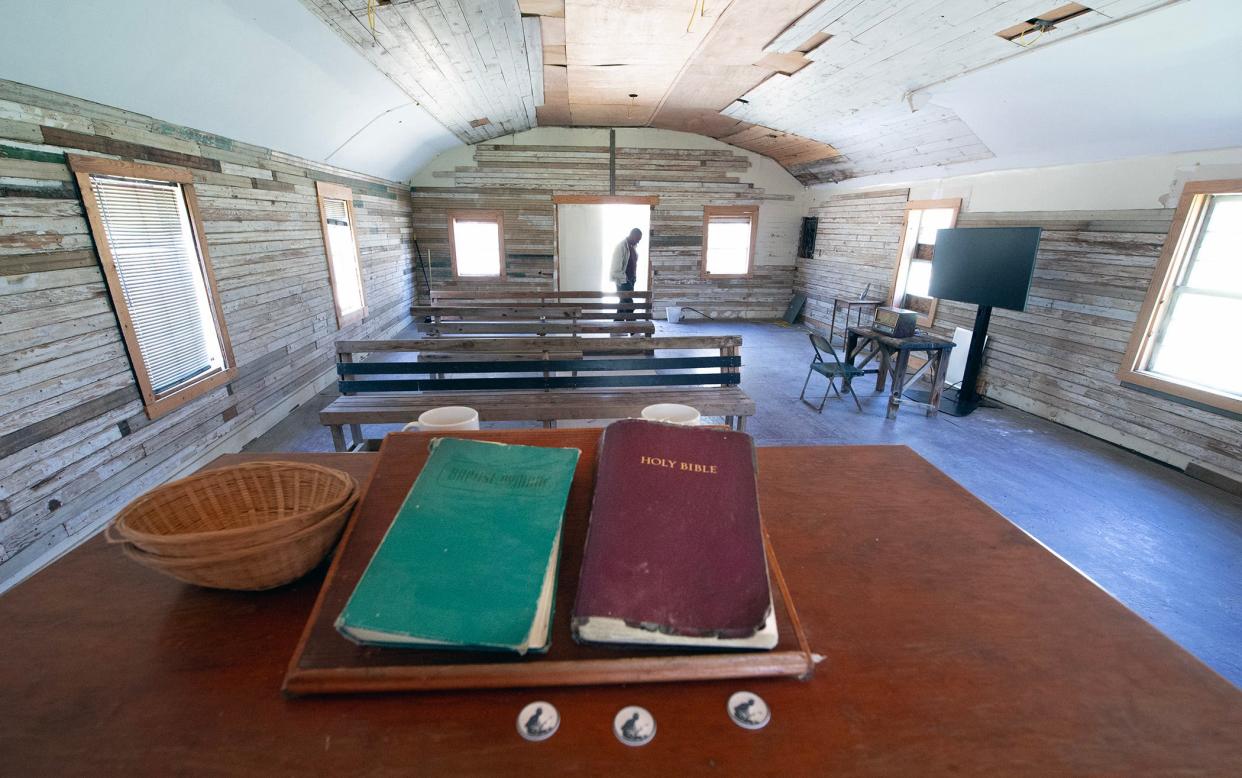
<box><xmin>0</xmin><ymin>0</ymin><xmax>459</xmax><ymax>181</ymax></box>
<box><xmin>518</xmin><ymin>0</ymin><xmax>566</xmax><ymax>17</ymax></box>
<box><xmin>303</xmin><ymin>0</ymin><xmax>543</xmax><ymax>143</ymax></box>
<box><xmin>637</xmin><ymin>0</ymin><xmax>841</xmax><ymax>176</ymax></box>
<box><xmin>755</xmin><ymin>51</ymin><xmax>813</xmax><ymax>76</ymax></box>
<box><xmin>563</xmin><ymin>0</ymin><xmax>727</xmax><ymax>125</ymax></box>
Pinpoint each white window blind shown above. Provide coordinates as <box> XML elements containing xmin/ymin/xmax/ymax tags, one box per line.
<box><xmin>704</xmin><ymin>214</ymin><xmax>753</xmax><ymax>275</ymax></box>
<box><xmin>322</xmin><ymin>197</ymin><xmax>365</xmax><ymax>317</ymax></box>
<box><xmin>90</xmin><ymin>175</ymin><xmax>226</xmax><ymax>395</ymax></box>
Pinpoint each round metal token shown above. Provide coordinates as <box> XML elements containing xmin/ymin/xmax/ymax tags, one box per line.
<box><xmin>517</xmin><ymin>701</ymin><xmax>560</xmax><ymax>742</ymax></box>
<box><xmin>613</xmin><ymin>705</ymin><xmax>656</xmax><ymax>746</ymax></box>
<box><xmin>727</xmin><ymin>691</ymin><xmax>771</xmax><ymax>730</ymax></box>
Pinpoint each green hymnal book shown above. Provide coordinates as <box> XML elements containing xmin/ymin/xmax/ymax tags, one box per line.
<box><xmin>336</xmin><ymin>437</ymin><xmax>579</xmax><ymax>654</ymax></box>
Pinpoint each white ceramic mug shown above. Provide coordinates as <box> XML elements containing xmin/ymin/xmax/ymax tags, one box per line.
<box><xmin>402</xmin><ymin>406</ymin><xmax>480</xmax><ymax>432</ymax></box>
<box><xmin>640</xmin><ymin>403</ymin><xmax>701</xmax><ymax>426</ymax></box>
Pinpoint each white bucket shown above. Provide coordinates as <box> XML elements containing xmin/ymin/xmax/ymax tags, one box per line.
<box><xmin>666</xmin><ymin>305</ymin><xmax>683</xmax><ymax>323</ymax></box>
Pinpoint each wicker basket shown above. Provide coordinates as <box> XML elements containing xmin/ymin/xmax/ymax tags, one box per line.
<box><xmin>118</xmin><ymin>497</ymin><xmax>355</xmax><ymax>591</ymax></box>
<box><xmin>107</xmin><ymin>461</ymin><xmax>357</xmax><ymax>558</ymax></box>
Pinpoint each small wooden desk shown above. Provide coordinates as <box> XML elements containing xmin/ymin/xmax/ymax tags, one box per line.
<box><xmin>2</xmin><ymin>443</ymin><xmax>1240</xmax><ymax>774</ymax></box>
<box><xmin>828</xmin><ymin>297</ymin><xmax>885</xmax><ymax>347</ymax></box>
<box><xmin>846</xmin><ymin>326</ymin><xmax>955</xmax><ymax>419</ymax></box>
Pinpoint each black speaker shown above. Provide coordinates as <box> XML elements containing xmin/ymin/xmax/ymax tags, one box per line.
<box><xmin>798</xmin><ymin>217</ymin><xmax>818</xmax><ymax>259</ymax></box>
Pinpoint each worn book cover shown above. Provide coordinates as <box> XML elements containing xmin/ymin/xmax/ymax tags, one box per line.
<box><xmin>336</xmin><ymin>437</ymin><xmax>579</xmax><ymax>654</ymax></box>
<box><xmin>572</xmin><ymin>419</ymin><xmax>777</xmax><ymax>649</ymax></box>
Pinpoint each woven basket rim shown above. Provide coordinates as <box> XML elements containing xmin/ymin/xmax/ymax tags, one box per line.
<box><xmin>109</xmin><ymin>461</ymin><xmax>356</xmax><ymax>545</ymax></box>
<box><xmin>120</xmin><ymin>494</ymin><xmax>357</xmax><ymax>568</ymax></box>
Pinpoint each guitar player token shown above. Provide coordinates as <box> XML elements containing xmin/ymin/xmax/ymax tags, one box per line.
<box><xmin>517</xmin><ymin>701</ymin><xmax>559</xmax><ymax>742</ymax></box>
<box><xmin>613</xmin><ymin>706</ymin><xmax>656</xmax><ymax>746</ymax></box>
<box><xmin>727</xmin><ymin>691</ymin><xmax>770</xmax><ymax>730</ymax></box>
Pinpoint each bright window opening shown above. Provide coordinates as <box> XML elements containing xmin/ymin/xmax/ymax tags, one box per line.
<box><xmin>890</xmin><ymin>199</ymin><xmax>960</xmax><ymax>325</ymax></box>
<box><xmin>316</xmin><ymin>182</ymin><xmax>366</xmax><ymax>328</ymax></box>
<box><xmin>1143</xmin><ymin>193</ymin><xmax>1242</xmax><ymax>396</ymax></box>
<box><xmin>1121</xmin><ymin>180</ymin><xmax>1242</xmax><ymax>416</ymax></box>
<box><xmin>703</xmin><ymin>205</ymin><xmax>757</xmax><ymax>277</ymax></box>
<box><xmin>449</xmin><ymin>210</ymin><xmax>504</xmax><ymax>278</ymax></box>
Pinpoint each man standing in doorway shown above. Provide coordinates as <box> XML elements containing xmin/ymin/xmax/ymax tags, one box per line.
<box><xmin>610</xmin><ymin>228</ymin><xmax>642</xmax><ymax>324</ymax></box>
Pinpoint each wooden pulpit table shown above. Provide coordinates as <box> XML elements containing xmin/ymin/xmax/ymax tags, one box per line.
<box><xmin>1</xmin><ymin>438</ymin><xmax>1239</xmax><ymax>774</ymax></box>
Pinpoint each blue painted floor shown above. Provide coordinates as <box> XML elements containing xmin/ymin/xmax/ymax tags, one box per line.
<box><xmin>247</xmin><ymin>320</ymin><xmax>1242</xmax><ymax>687</ymax></box>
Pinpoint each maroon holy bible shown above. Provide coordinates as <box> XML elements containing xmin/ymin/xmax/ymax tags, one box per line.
<box><xmin>571</xmin><ymin>419</ymin><xmax>777</xmax><ymax>649</ymax></box>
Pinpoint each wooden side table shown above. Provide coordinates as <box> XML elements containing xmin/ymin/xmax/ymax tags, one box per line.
<box><xmin>845</xmin><ymin>326</ymin><xmax>955</xmax><ymax>419</ymax></box>
<box><xmin>828</xmin><ymin>297</ymin><xmax>884</xmax><ymax>347</ymax></box>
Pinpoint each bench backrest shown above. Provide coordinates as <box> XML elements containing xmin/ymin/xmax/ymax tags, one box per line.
<box><xmin>427</xmin><ymin>289</ymin><xmax>653</xmax><ymax>320</ymax></box>
<box><xmin>411</xmin><ymin>304</ymin><xmax>649</xmax><ymax>324</ymax></box>
<box><xmin>335</xmin><ymin>337</ymin><xmax>742</xmax><ymax>394</ymax></box>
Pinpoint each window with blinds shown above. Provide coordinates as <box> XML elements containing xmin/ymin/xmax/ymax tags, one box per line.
<box><xmin>702</xmin><ymin>205</ymin><xmax>758</xmax><ymax>277</ymax></box>
<box><xmin>70</xmin><ymin>156</ymin><xmax>234</xmax><ymax>420</ymax></box>
<box><xmin>315</xmin><ymin>181</ymin><xmax>367</xmax><ymax>327</ymax></box>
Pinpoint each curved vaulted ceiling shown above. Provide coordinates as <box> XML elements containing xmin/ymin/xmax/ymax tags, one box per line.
<box><xmin>1</xmin><ymin>0</ymin><xmax>1237</xmax><ymax>186</ymax></box>
<box><xmin>0</xmin><ymin>0</ymin><xmax>460</xmax><ymax>182</ymax></box>
<box><xmin>306</xmin><ymin>0</ymin><xmax>1242</xmax><ymax>185</ymax></box>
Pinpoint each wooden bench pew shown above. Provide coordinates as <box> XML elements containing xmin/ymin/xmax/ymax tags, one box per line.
<box><xmin>427</xmin><ymin>289</ymin><xmax>653</xmax><ymax>321</ymax></box>
<box><xmin>323</xmin><ymin>336</ymin><xmax>750</xmax><ymax>450</ymax></box>
<box><xmin>415</xmin><ymin>318</ymin><xmax>655</xmax><ymax>337</ymax></box>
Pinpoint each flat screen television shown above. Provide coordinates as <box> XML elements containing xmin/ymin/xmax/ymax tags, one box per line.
<box><xmin>929</xmin><ymin>227</ymin><xmax>1041</xmax><ymax>312</ymax></box>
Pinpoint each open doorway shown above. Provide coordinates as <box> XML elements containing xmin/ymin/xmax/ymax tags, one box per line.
<box><xmin>555</xmin><ymin>199</ymin><xmax>652</xmax><ymax>296</ymax></box>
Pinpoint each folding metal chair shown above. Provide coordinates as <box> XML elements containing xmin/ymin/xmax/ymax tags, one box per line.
<box><xmin>799</xmin><ymin>332</ymin><xmax>864</xmax><ymax>412</ymax></box>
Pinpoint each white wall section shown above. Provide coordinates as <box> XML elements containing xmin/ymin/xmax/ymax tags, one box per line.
<box><xmin>0</xmin><ymin>0</ymin><xmax>461</xmax><ymax>181</ymax></box>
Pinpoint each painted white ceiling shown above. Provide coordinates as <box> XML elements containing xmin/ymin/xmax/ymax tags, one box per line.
<box><xmin>928</xmin><ymin>0</ymin><xmax>1242</xmax><ymax>168</ymax></box>
<box><xmin>0</xmin><ymin>0</ymin><xmax>461</xmax><ymax>181</ymax></box>
<box><xmin>820</xmin><ymin>0</ymin><xmax>1242</xmax><ymax>188</ymax></box>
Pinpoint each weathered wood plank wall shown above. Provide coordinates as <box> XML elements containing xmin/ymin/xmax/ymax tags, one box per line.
<box><xmin>0</xmin><ymin>80</ymin><xmax>417</xmax><ymax>584</ymax></box>
<box><xmin>796</xmin><ymin>188</ymin><xmax>910</xmax><ymax>325</ymax></box>
<box><xmin>801</xmin><ymin>188</ymin><xmax>1242</xmax><ymax>483</ymax></box>
<box><xmin>410</xmin><ymin>142</ymin><xmax>798</xmax><ymax>319</ymax></box>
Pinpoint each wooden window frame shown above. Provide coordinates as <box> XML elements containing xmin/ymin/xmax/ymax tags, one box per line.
<box><xmin>447</xmin><ymin>209</ymin><xmax>506</xmax><ymax>281</ymax></box>
<box><xmin>1118</xmin><ymin>179</ymin><xmax>1242</xmax><ymax>416</ymax></box>
<box><xmin>69</xmin><ymin>154</ymin><xmax>236</xmax><ymax>421</ymax></box>
<box><xmin>701</xmin><ymin>204</ymin><xmax>759</xmax><ymax>279</ymax></box>
<box><xmin>888</xmin><ymin>198</ymin><xmax>962</xmax><ymax>327</ymax></box>
<box><xmin>315</xmin><ymin>181</ymin><xmax>368</xmax><ymax>329</ymax></box>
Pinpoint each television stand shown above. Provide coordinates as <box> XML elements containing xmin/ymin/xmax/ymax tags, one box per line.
<box><xmin>946</xmin><ymin>304</ymin><xmax>993</xmax><ymax>416</ymax></box>
<box><xmin>900</xmin><ymin>304</ymin><xmax>996</xmax><ymax>416</ymax></box>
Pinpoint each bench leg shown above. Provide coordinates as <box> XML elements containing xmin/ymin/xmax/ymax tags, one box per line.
<box><xmin>736</xmin><ymin>416</ymin><xmax>748</xmax><ymax>432</ymax></box>
<box><xmin>542</xmin><ymin>420</ymin><xmax>557</xmax><ymax>429</ymax></box>
<box><xmin>349</xmin><ymin>424</ymin><xmax>363</xmax><ymax>447</ymax></box>
<box><xmin>329</xmin><ymin>425</ymin><xmax>347</xmax><ymax>452</ymax></box>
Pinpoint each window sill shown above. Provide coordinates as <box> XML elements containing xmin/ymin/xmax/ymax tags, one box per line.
<box><xmin>1119</xmin><ymin>371</ymin><xmax>1242</xmax><ymax>422</ymax></box>
<box><xmin>144</xmin><ymin>367</ymin><xmax>237</xmax><ymax>421</ymax></box>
